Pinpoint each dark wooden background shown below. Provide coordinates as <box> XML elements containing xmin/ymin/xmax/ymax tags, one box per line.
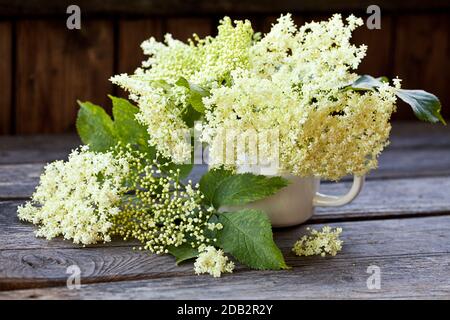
<box><xmin>0</xmin><ymin>0</ymin><xmax>449</xmax><ymax>135</ymax></box>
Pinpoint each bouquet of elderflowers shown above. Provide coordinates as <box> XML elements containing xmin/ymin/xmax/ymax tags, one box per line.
<box><xmin>18</xmin><ymin>14</ymin><xmax>444</xmax><ymax>277</ymax></box>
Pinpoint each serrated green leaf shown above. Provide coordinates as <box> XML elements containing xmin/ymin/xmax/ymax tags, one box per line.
<box><xmin>218</xmin><ymin>209</ymin><xmax>288</xmax><ymax>270</ymax></box>
<box><xmin>109</xmin><ymin>95</ymin><xmax>156</xmax><ymax>157</ymax></box>
<box><xmin>76</xmin><ymin>101</ymin><xmax>116</xmax><ymax>152</ymax></box>
<box><xmin>168</xmin><ymin>243</ymin><xmax>199</xmax><ymax>265</ymax></box>
<box><xmin>199</xmin><ymin>168</ymin><xmax>234</xmax><ymax>207</ymax></box>
<box><xmin>214</xmin><ymin>173</ymin><xmax>289</xmax><ymax>208</ymax></box>
<box><xmin>200</xmin><ymin>169</ymin><xmax>289</xmax><ymax>209</ymax></box>
<box><xmin>396</xmin><ymin>89</ymin><xmax>446</xmax><ymax>125</ymax></box>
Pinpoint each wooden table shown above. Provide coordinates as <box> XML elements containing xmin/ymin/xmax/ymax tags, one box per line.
<box><xmin>0</xmin><ymin>122</ymin><xmax>449</xmax><ymax>299</ymax></box>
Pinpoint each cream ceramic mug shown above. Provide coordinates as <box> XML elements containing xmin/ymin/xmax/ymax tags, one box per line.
<box><xmin>220</xmin><ymin>166</ymin><xmax>365</xmax><ymax>227</ymax></box>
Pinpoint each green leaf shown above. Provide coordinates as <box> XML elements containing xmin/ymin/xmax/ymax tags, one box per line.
<box><xmin>168</xmin><ymin>243</ymin><xmax>199</xmax><ymax>265</ymax></box>
<box><xmin>176</xmin><ymin>77</ymin><xmax>209</xmax><ymax>114</ymax></box>
<box><xmin>396</xmin><ymin>89</ymin><xmax>446</xmax><ymax>125</ymax></box>
<box><xmin>181</xmin><ymin>104</ymin><xmax>202</xmax><ymax>127</ymax></box>
<box><xmin>344</xmin><ymin>75</ymin><xmax>446</xmax><ymax>125</ymax></box>
<box><xmin>175</xmin><ymin>77</ymin><xmax>190</xmax><ymax>89</ymax></box>
<box><xmin>199</xmin><ymin>168</ymin><xmax>234</xmax><ymax>207</ymax></box>
<box><xmin>109</xmin><ymin>95</ymin><xmax>156</xmax><ymax>157</ymax></box>
<box><xmin>76</xmin><ymin>101</ymin><xmax>116</xmax><ymax>152</ymax></box>
<box><xmin>200</xmin><ymin>169</ymin><xmax>289</xmax><ymax>209</ymax></box>
<box><xmin>217</xmin><ymin>210</ymin><xmax>288</xmax><ymax>270</ymax></box>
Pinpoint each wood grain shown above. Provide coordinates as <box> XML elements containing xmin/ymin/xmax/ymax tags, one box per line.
<box><xmin>2</xmin><ymin>0</ymin><xmax>449</xmax><ymax>16</ymax></box>
<box><xmin>352</xmin><ymin>15</ymin><xmax>392</xmax><ymax>78</ymax></box>
<box><xmin>389</xmin><ymin>122</ymin><xmax>450</xmax><ymax>149</ymax></box>
<box><xmin>394</xmin><ymin>14</ymin><xmax>450</xmax><ymax>120</ymax></box>
<box><xmin>0</xmin><ymin>22</ymin><xmax>12</xmax><ymax>134</ymax></box>
<box><xmin>166</xmin><ymin>18</ymin><xmax>212</xmax><ymax>42</ymax></box>
<box><xmin>0</xmin><ymin>164</ymin><xmax>45</xmax><ymax>199</ymax></box>
<box><xmin>15</xmin><ymin>20</ymin><xmax>114</xmax><ymax>134</ymax></box>
<box><xmin>0</xmin><ymin>135</ymin><xmax>80</xmax><ymax>165</ymax></box>
<box><xmin>117</xmin><ymin>19</ymin><xmax>163</xmax><ymax>75</ymax></box>
<box><xmin>1</xmin><ymin>216</ymin><xmax>450</xmax><ymax>296</ymax></box>
<box><xmin>116</xmin><ymin>19</ymin><xmax>163</xmax><ymax>98</ymax></box>
<box><xmin>3</xmin><ymin>254</ymin><xmax>449</xmax><ymax>299</ymax></box>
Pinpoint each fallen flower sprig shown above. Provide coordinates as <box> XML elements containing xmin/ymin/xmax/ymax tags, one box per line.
<box><xmin>292</xmin><ymin>226</ymin><xmax>343</xmax><ymax>257</ymax></box>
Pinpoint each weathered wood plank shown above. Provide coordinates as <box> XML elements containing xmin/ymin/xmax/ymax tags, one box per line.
<box><xmin>374</xmin><ymin>148</ymin><xmax>450</xmax><ymax>179</ymax></box>
<box><xmin>388</xmin><ymin>122</ymin><xmax>450</xmax><ymax>149</ymax></box>
<box><xmin>314</xmin><ymin>176</ymin><xmax>450</xmax><ymax>220</ymax></box>
<box><xmin>0</xmin><ymin>21</ymin><xmax>12</xmax><ymax>135</ymax></box>
<box><xmin>394</xmin><ymin>14</ymin><xmax>450</xmax><ymax>120</ymax></box>
<box><xmin>3</xmin><ymin>254</ymin><xmax>449</xmax><ymax>299</ymax></box>
<box><xmin>117</xmin><ymin>19</ymin><xmax>163</xmax><ymax>98</ymax></box>
<box><xmin>0</xmin><ymin>246</ymin><xmax>185</xmax><ymax>291</ymax></box>
<box><xmin>15</xmin><ymin>20</ymin><xmax>114</xmax><ymax>134</ymax></box>
<box><xmin>1</xmin><ymin>0</ymin><xmax>449</xmax><ymax>16</ymax></box>
<box><xmin>351</xmin><ymin>15</ymin><xmax>392</xmax><ymax>79</ymax></box>
<box><xmin>0</xmin><ymin>164</ymin><xmax>44</xmax><ymax>199</ymax></box>
<box><xmin>1</xmin><ymin>216</ymin><xmax>450</xmax><ymax>297</ymax></box>
<box><xmin>0</xmin><ymin>135</ymin><xmax>80</xmax><ymax>164</ymax></box>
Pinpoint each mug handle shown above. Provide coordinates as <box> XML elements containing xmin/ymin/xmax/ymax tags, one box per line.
<box><xmin>313</xmin><ymin>175</ymin><xmax>365</xmax><ymax>207</ymax></box>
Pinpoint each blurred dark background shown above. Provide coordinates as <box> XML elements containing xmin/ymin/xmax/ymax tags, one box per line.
<box><xmin>0</xmin><ymin>0</ymin><xmax>449</xmax><ymax>135</ymax></box>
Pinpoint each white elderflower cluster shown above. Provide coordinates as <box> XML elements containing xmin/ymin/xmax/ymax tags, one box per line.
<box><xmin>292</xmin><ymin>226</ymin><xmax>343</xmax><ymax>257</ymax></box>
<box><xmin>194</xmin><ymin>245</ymin><xmax>235</xmax><ymax>277</ymax></box>
<box><xmin>110</xmin><ymin>17</ymin><xmax>253</xmax><ymax>164</ymax></box>
<box><xmin>202</xmin><ymin>14</ymin><xmax>399</xmax><ymax>180</ymax></box>
<box><xmin>111</xmin><ymin>14</ymin><xmax>400</xmax><ymax>180</ymax></box>
<box><xmin>17</xmin><ymin>146</ymin><xmax>129</xmax><ymax>245</ymax></box>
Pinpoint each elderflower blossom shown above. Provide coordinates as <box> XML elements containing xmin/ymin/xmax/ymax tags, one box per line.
<box><xmin>110</xmin><ymin>17</ymin><xmax>253</xmax><ymax>163</ymax></box>
<box><xmin>292</xmin><ymin>226</ymin><xmax>343</xmax><ymax>257</ymax></box>
<box><xmin>202</xmin><ymin>14</ymin><xmax>399</xmax><ymax>180</ymax></box>
<box><xmin>111</xmin><ymin>13</ymin><xmax>400</xmax><ymax>180</ymax></box>
<box><xmin>194</xmin><ymin>245</ymin><xmax>235</xmax><ymax>277</ymax></box>
<box><xmin>17</xmin><ymin>146</ymin><xmax>129</xmax><ymax>245</ymax></box>
<box><xmin>109</xmin><ymin>152</ymin><xmax>216</xmax><ymax>254</ymax></box>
